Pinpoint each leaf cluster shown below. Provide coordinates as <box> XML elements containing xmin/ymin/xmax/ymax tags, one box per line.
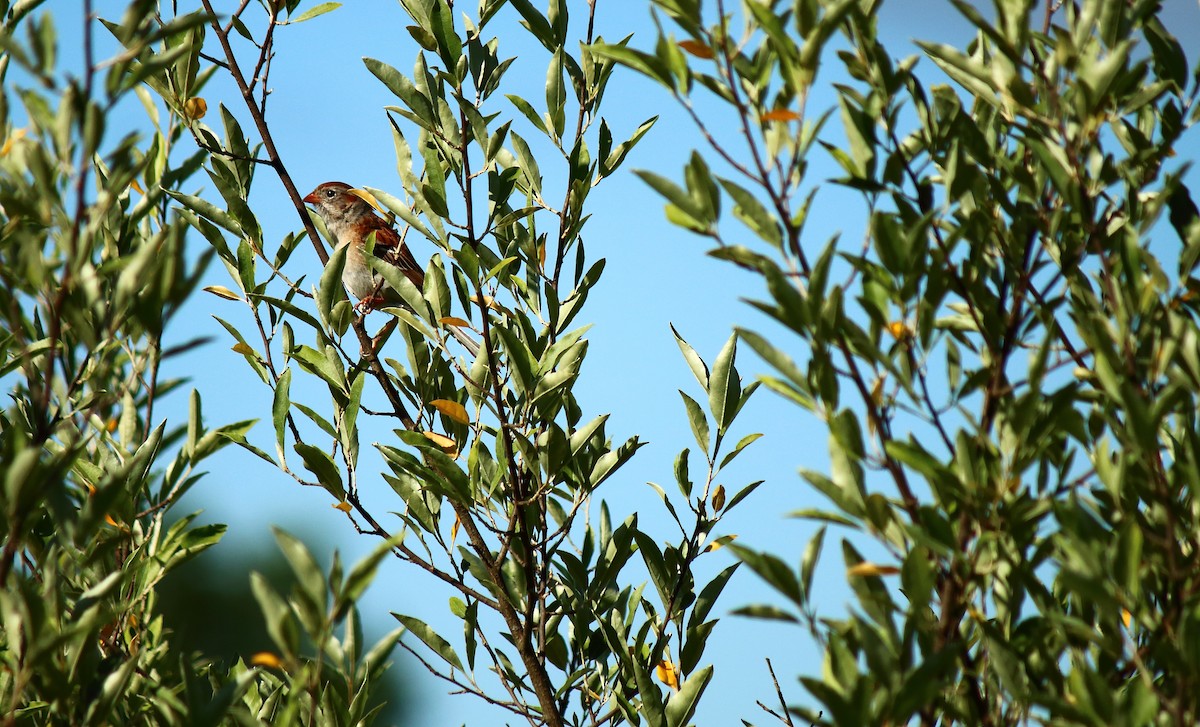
<box><xmin>610</xmin><ymin>0</ymin><xmax>1200</xmax><ymax>724</ymax></box>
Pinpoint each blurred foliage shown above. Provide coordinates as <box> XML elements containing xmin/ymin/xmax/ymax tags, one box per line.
<box><xmin>602</xmin><ymin>0</ymin><xmax>1200</xmax><ymax>724</ymax></box>
<box><xmin>155</xmin><ymin>528</ymin><xmax>415</xmax><ymax>726</ymax></box>
<box><xmin>0</xmin><ymin>1</ymin><xmax>401</xmax><ymax>724</ymax></box>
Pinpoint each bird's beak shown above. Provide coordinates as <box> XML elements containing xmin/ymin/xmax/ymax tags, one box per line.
<box><xmin>302</xmin><ymin>191</ymin><xmax>318</xmax><ymax>205</ymax></box>
<box><xmin>347</xmin><ymin>188</ymin><xmax>397</xmax><ymax>224</ymax></box>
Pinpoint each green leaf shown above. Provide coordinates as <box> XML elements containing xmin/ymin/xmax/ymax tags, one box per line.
<box><xmin>366</xmin><ymin>253</ymin><xmax>427</xmax><ymax>321</ymax></box>
<box><xmin>362</xmin><ymin>186</ymin><xmax>438</xmax><ymax>243</ymax></box>
<box><xmin>569</xmin><ymin>414</ymin><xmax>608</xmax><ymax>454</ymax></box>
<box><xmin>510</xmin><ymin>131</ymin><xmax>543</xmax><ymax>193</ymax></box>
<box><xmin>674</xmin><ymin>448</ymin><xmax>693</xmax><ymax>498</ymax></box>
<box><xmin>318</xmin><ymin>242</ymin><xmax>348</xmax><ymax>326</ymax></box>
<box><xmin>600</xmin><ymin>115</ymin><xmax>657</xmax><ymax>178</ymax></box>
<box><xmin>294</xmin><ymin>442</ymin><xmax>345</xmax><ymax>499</ymax></box>
<box><xmin>290</xmin><ymin>2</ymin><xmax>342</xmax><ymax>22</ymax></box>
<box><xmin>273</xmin><ymin>528</ymin><xmax>327</xmax><ymax>615</ymax></box>
<box><xmin>589</xmin><ymin>41</ymin><xmax>674</xmax><ymax>89</ymax></box>
<box><xmin>719</xmin><ymin>177</ymin><xmax>782</xmax><ymax>248</ymax></box>
<box><xmin>506</xmin><ymin>93</ymin><xmax>548</xmax><ymax>135</ymax></box>
<box><xmin>718</xmin><ymin>432</ymin><xmax>763</xmax><ymax>470</ymax></box>
<box><xmin>666</xmin><ymin>665</ymin><xmax>713</xmax><ymax>727</ymax></box>
<box><xmin>800</xmin><ymin>525</ymin><xmax>826</xmax><ymax>597</ymax></box>
<box><xmin>165</xmin><ymin>189</ymin><xmax>243</xmax><ymax>237</ymax></box>
<box><xmin>708</xmin><ymin>333</ymin><xmax>739</xmax><ymax>432</ymax></box>
<box><xmin>495</xmin><ymin>325</ymin><xmax>537</xmax><ymax>395</ymax></box>
<box><xmin>678</xmin><ymin>391</ymin><xmax>709</xmax><ymax>452</ymax></box>
<box><xmin>1116</xmin><ymin>520</ymin><xmax>1143</xmax><ymax>600</ymax></box>
<box><xmin>723</xmin><ymin>480</ymin><xmax>762</xmax><ymax>512</ymax></box>
<box><xmin>1026</xmin><ymin>137</ymin><xmax>1079</xmax><ymax>206</ymax></box>
<box><xmin>393</xmin><ymin>613</ymin><xmax>463</xmax><ymax>670</ymax></box>
<box><xmin>1168</xmin><ymin>183</ymin><xmax>1200</xmax><ymax>275</ymax></box>
<box><xmin>546</xmin><ymin>48</ymin><xmax>566</xmax><ymax>138</ymax></box>
<box><xmin>730</xmin><ymin>604</ymin><xmax>799</xmax><ymax>622</ymax></box>
<box><xmin>251</xmin><ymin>572</ymin><xmax>299</xmax><ymax>655</ymax></box>
<box><xmin>429</xmin><ymin>0</ymin><xmax>462</xmax><ymax>67</ymax></box>
<box><xmin>635</xmin><ymin>169</ymin><xmax>703</xmax><ymax>223</ymax></box>
<box><xmin>363</xmin><ymin>58</ymin><xmax>435</xmax><ymax>126</ymax></box>
<box><xmin>689</xmin><ymin>563</ymin><xmax>739</xmax><ymax>629</ymax></box>
<box><xmin>671</xmin><ymin>324</ymin><xmax>708</xmax><ymax>390</ymax></box>
<box><xmin>633</xmin><ymin>529</ymin><xmax>672</xmax><ymax>608</ymax></box>
<box><xmin>509</xmin><ymin>0</ymin><xmax>556</xmax><ymax>50</ymax></box>
<box><xmin>727</xmin><ymin>544</ymin><xmax>802</xmax><ymax>607</ymax></box>
<box><xmin>339</xmin><ymin>535</ymin><xmax>394</xmax><ymax>611</ymax></box>
<box><xmin>272</xmin><ymin>368</ymin><xmax>291</xmax><ymax>462</ymax></box>
<box><xmin>917</xmin><ymin>41</ymin><xmax>1000</xmax><ymax>105</ymax></box>
<box><xmin>292</xmin><ymin>344</ymin><xmax>347</xmax><ymax>393</ymax></box>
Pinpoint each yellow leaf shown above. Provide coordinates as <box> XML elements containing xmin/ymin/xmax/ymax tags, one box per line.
<box><xmin>678</xmin><ymin>39</ymin><xmax>714</xmax><ymax>59</ymax></box>
<box><xmin>655</xmin><ymin>661</ymin><xmax>680</xmax><ymax>691</ymax></box>
<box><xmin>333</xmin><ymin>501</ymin><xmax>352</xmax><ymax>513</ymax></box>
<box><xmin>250</xmin><ymin>652</ymin><xmax>283</xmax><ymax>669</ymax></box>
<box><xmin>711</xmin><ymin>484</ymin><xmax>726</xmax><ymax>511</ymax></box>
<box><xmin>439</xmin><ymin>316</ymin><xmax>472</xmax><ymax>328</ymax></box>
<box><xmin>130</xmin><ymin>179</ymin><xmax>145</xmax><ymax>195</ymax></box>
<box><xmin>846</xmin><ymin>562</ymin><xmax>901</xmax><ymax>577</ymax></box>
<box><xmin>887</xmin><ymin>320</ymin><xmax>910</xmax><ymax>339</ymax></box>
<box><xmin>347</xmin><ymin>188</ymin><xmax>395</xmax><ymax>222</ymax></box>
<box><xmin>231</xmin><ymin>342</ymin><xmax>256</xmax><ymax>356</ymax></box>
<box><xmin>762</xmin><ymin>108</ymin><xmax>802</xmax><ymax>122</ymax></box>
<box><xmin>451</xmin><ymin>513</ymin><xmax>460</xmax><ymax>544</ymax></box>
<box><xmin>537</xmin><ymin>239</ymin><xmax>546</xmax><ymax>269</ymax></box>
<box><xmin>1122</xmin><ymin>609</ymin><xmax>1132</xmax><ymax>628</ymax></box>
<box><xmin>204</xmin><ymin>285</ymin><xmax>242</xmax><ymax>301</ymax></box>
<box><xmin>183</xmin><ymin>97</ymin><xmax>207</xmax><ymax>120</ymax></box>
<box><xmin>706</xmin><ymin>534</ymin><xmax>737</xmax><ymax>552</ymax></box>
<box><xmin>469</xmin><ymin>294</ymin><xmax>497</xmax><ymax>309</ymax></box>
<box><xmin>422</xmin><ymin>431</ymin><xmax>458</xmax><ymax>456</ymax></box>
<box><xmin>869</xmin><ymin>377</ymin><xmax>884</xmax><ymax>439</ymax></box>
<box><xmin>430</xmin><ymin>398</ymin><xmax>470</xmax><ymax>425</ymax></box>
<box><xmin>1</xmin><ymin>128</ymin><xmax>27</xmax><ymax>155</ymax></box>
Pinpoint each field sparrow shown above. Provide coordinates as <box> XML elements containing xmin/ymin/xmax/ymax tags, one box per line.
<box><xmin>304</xmin><ymin>181</ymin><xmax>478</xmax><ymax>355</ymax></box>
<box><xmin>303</xmin><ymin>181</ymin><xmax>424</xmax><ymax>301</ymax></box>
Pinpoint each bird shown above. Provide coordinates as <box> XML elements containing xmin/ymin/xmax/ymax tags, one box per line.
<box><xmin>303</xmin><ymin>181</ymin><xmax>424</xmax><ymax>300</ymax></box>
<box><xmin>303</xmin><ymin>181</ymin><xmax>479</xmax><ymax>356</ymax></box>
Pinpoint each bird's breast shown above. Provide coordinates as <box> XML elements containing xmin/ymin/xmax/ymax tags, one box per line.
<box><xmin>341</xmin><ymin>249</ymin><xmax>380</xmax><ymax>300</ymax></box>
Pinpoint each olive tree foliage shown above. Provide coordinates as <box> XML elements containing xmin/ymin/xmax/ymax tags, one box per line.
<box><xmin>0</xmin><ymin>2</ymin><xmax>405</xmax><ymax>725</ymax></box>
<box><xmin>599</xmin><ymin>0</ymin><xmax>1200</xmax><ymax>724</ymax></box>
<box><xmin>147</xmin><ymin>0</ymin><xmax>761</xmax><ymax>725</ymax></box>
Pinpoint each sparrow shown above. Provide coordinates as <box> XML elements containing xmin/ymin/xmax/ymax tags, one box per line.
<box><xmin>303</xmin><ymin>181</ymin><xmax>424</xmax><ymax>303</ymax></box>
<box><xmin>303</xmin><ymin>181</ymin><xmax>479</xmax><ymax>356</ymax></box>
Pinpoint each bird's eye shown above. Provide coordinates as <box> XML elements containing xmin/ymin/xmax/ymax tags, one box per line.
<box><xmin>325</xmin><ymin>189</ymin><xmax>336</xmax><ymax>198</ymax></box>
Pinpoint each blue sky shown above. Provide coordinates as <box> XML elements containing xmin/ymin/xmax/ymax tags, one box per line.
<box><xmin>34</xmin><ymin>0</ymin><xmax>1200</xmax><ymax>724</ymax></box>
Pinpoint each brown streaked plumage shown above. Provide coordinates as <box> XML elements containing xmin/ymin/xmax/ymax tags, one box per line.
<box><xmin>303</xmin><ymin>181</ymin><xmax>424</xmax><ymax>303</ymax></box>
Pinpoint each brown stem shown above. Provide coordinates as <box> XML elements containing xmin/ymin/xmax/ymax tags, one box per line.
<box><xmin>453</xmin><ymin>29</ymin><xmax>561</xmax><ymax>727</ymax></box>
<box><xmin>198</xmin><ymin>0</ymin><xmax>415</xmax><ymax>429</ymax></box>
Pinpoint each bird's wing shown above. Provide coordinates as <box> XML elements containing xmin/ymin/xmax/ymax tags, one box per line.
<box><xmin>366</xmin><ymin>222</ymin><xmax>425</xmax><ymax>288</ymax></box>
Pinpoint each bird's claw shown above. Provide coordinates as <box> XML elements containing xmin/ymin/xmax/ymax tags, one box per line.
<box><xmin>354</xmin><ymin>295</ymin><xmax>385</xmax><ymax>315</ymax></box>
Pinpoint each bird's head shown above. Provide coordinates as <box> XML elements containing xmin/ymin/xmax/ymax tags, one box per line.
<box><xmin>303</xmin><ymin>181</ymin><xmax>394</xmax><ymax>224</ymax></box>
